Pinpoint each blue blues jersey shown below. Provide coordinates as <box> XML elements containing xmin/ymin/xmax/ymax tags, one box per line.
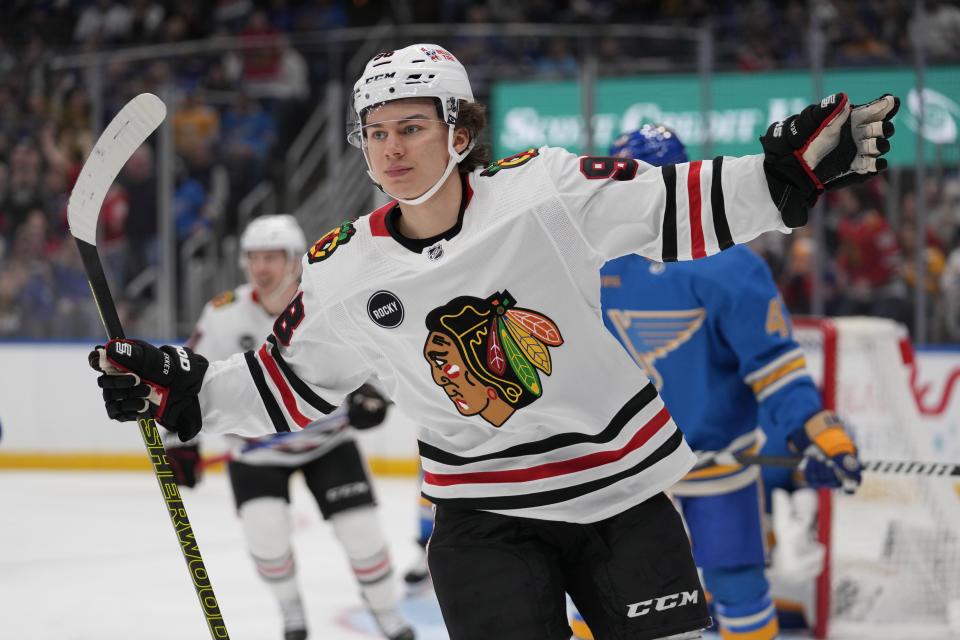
<box><xmin>600</xmin><ymin>245</ymin><xmax>821</xmax><ymax>491</ymax></box>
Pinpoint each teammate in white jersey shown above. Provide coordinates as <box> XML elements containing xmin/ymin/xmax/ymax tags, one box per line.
<box><xmin>90</xmin><ymin>44</ymin><xmax>898</xmax><ymax>640</ymax></box>
<box><xmin>167</xmin><ymin>214</ymin><xmax>415</xmax><ymax>640</ymax></box>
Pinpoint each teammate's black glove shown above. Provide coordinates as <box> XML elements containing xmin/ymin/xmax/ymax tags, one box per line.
<box><xmin>760</xmin><ymin>92</ymin><xmax>899</xmax><ymax>227</ymax></box>
<box><xmin>347</xmin><ymin>384</ymin><xmax>389</xmax><ymax>429</ymax></box>
<box><xmin>88</xmin><ymin>339</ymin><xmax>208</xmax><ymax>442</ymax></box>
<box><xmin>166</xmin><ymin>444</ymin><xmax>202</xmax><ymax>488</ymax></box>
<box><xmin>786</xmin><ymin>410</ymin><xmax>863</xmax><ymax>494</ymax></box>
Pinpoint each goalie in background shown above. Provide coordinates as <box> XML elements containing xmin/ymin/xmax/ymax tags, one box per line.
<box><xmin>166</xmin><ymin>214</ymin><xmax>415</xmax><ymax>640</ymax></box>
<box><xmin>568</xmin><ymin>125</ymin><xmax>865</xmax><ymax>640</ymax></box>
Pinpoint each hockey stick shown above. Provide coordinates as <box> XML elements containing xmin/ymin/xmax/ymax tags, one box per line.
<box><xmin>196</xmin><ymin>414</ymin><xmax>349</xmax><ymax>470</ymax></box>
<box><xmin>68</xmin><ymin>93</ymin><xmax>229</xmax><ymax>639</ymax></box>
<box><xmin>722</xmin><ymin>452</ymin><xmax>960</xmax><ymax>477</ymax></box>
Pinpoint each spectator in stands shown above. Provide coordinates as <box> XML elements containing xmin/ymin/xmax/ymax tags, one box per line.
<box><xmin>127</xmin><ymin>0</ymin><xmax>167</xmax><ymax>43</ymax></box>
<box><xmin>0</xmin><ymin>261</ymin><xmax>26</xmax><ymax>336</ymax></box>
<box><xmin>292</xmin><ymin>0</ymin><xmax>349</xmax><ymax>31</ymax></box>
<box><xmin>214</xmin><ymin>0</ymin><xmax>255</xmax><ymax>33</ymax></box>
<box><xmin>52</xmin><ymin>232</ymin><xmax>102</xmax><ymax>338</ymax></box>
<box><xmin>6</xmin><ymin>209</ymin><xmax>56</xmax><ymax>337</ymax></box>
<box><xmin>97</xmin><ymin>184</ymin><xmax>130</xmax><ymax>288</ymax></box>
<box><xmin>235</xmin><ymin>10</ymin><xmax>284</xmax><ymax>87</ymax></box>
<box><xmin>534</xmin><ymin>37</ymin><xmax>579</xmax><ymax>78</ymax></box>
<box><xmin>779</xmin><ymin>231</ymin><xmax>845</xmax><ymax>316</ymax></box>
<box><xmin>57</xmin><ymin>87</ymin><xmax>92</xmax><ymax>136</ymax></box>
<box><xmin>940</xmin><ymin>228</ymin><xmax>960</xmax><ymax>341</ymax></box>
<box><xmin>917</xmin><ymin>0</ymin><xmax>960</xmax><ymax>61</ymax></box>
<box><xmin>833</xmin><ymin>188</ymin><xmax>909</xmax><ymax>323</ymax></box>
<box><xmin>118</xmin><ymin>146</ymin><xmax>158</xmax><ymax>288</ymax></box>
<box><xmin>0</xmin><ymin>141</ymin><xmax>45</xmax><ymax>242</ymax></box>
<box><xmin>183</xmin><ymin>142</ymin><xmax>229</xmax><ymax>237</ymax></box>
<box><xmin>173</xmin><ymin>88</ymin><xmax>221</xmax><ymax>157</ymax></box>
<box><xmin>174</xmin><ymin>172</ymin><xmax>212</xmax><ymax>243</ymax></box>
<box><xmin>0</xmin><ymin>162</ymin><xmax>8</xmax><ymax>242</ymax></box>
<box><xmin>220</xmin><ymin>92</ymin><xmax>276</xmax><ymax>223</ymax></box>
<box><xmin>836</xmin><ymin>16</ymin><xmax>898</xmax><ymax>66</ymax></box>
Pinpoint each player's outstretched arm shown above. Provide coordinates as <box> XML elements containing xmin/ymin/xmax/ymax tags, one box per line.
<box><xmin>89</xmin><ymin>338</ymin><xmax>208</xmax><ymax>442</ymax></box>
<box><xmin>786</xmin><ymin>410</ymin><xmax>864</xmax><ymax>493</ymax></box>
<box><xmin>760</xmin><ymin>92</ymin><xmax>898</xmax><ymax>228</ymax></box>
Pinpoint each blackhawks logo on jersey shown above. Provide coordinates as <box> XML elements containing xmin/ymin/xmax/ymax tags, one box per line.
<box><xmin>211</xmin><ymin>290</ymin><xmax>236</xmax><ymax>308</ymax></box>
<box><xmin>423</xmin><ymin>290</ymin><xmax>563</xmax><ymax>427</ymax></box>
<box><xmin>480</xmin><ymin>148</ymin><xmax>539</xmax><ymax>177</ymax></box>
<box><xmin>308</xmin><ymin>219</ymin><xmax>356</xmax><ymax>264</ymax></box>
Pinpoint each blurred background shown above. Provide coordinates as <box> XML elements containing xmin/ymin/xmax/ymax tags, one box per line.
<box><xmin>0</xmin><ymin>0</ymin><xmax>957</xmax><ymax>345</ymax></box>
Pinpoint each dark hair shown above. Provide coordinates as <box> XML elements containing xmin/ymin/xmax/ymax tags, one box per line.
<box><xmin>455</xmin><ymin>101</ymin><xmax>491</xmax><ymax>173</ymax></box>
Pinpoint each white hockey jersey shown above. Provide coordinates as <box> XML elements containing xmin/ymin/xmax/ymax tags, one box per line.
<box><xmin>199</xmin><ymin>146</ymin><xmax>790</xmax><ymax>523</ymax></box>
<box><xmin>188</xmin><ymin>283</ymin><xmax>351</xmax><ymax>467</ymax></box>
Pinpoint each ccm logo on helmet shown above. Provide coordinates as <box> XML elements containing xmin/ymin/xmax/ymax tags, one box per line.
<box><xmin>365</xmin><ymin>72</ymin><xmax>396</xmax><ymax>84</ymax></box>
<box><xmin>626</xmin><ymin>590</ymin><xmax>699</xmax><ymax>618</ymax></box>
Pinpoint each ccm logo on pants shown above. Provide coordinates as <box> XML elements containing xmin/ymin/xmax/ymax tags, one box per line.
<box><xmin>627</xmin><ymin>590</ymin><xmax>699</xmax><ymax>617</ymax></box>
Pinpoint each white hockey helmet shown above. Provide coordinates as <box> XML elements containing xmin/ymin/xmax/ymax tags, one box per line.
<box><xmin>346</xmin><ymin>44</ymin><xmax>476</xmax><ymax>206</ymax></box>
<box><xmin>346</xmin><ymin>43</ymin><xmax>474</xmax><ymax>148</ymax></box>
<box><xmin>239</xmin><ymin>214</ymin><xmax>307</xmax><ymax>265</ymax></box>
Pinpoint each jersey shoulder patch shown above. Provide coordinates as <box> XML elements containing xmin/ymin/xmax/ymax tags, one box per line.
<box><xmin>308</xmin><ymin>218</ymin><xmax>357</xmax><ymax>264</ymax></box>
<box><xmin>480</xmin><ymin>148</ymin><xmax>540</xmax><ymax>177</ymax></box>
<box><xmin>211</xmin><ymin>290</ymin><xmax>237</xmax><ymax>308</ymax></box>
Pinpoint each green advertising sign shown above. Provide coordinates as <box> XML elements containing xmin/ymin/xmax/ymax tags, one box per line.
<box><xmin>491</xmin><ymin>67</ymin><xmax>960</xmax><ymax>166</ymax></box>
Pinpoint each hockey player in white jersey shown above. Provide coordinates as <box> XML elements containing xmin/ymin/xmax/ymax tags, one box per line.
<box><xmin>167</xmin><ymin>214</ymin><xmax>415</xmax><ymax>640</ymax></box>
<box><xmin>90</xmin><ymin>44</ymin><xmax>898</xmax><ymax>640</ymax></box>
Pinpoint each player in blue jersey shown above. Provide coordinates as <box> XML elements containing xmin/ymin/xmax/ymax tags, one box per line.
<box><xmin>566</xmin><ymin>125</ymin><xmax>865</xmax><ymax>640</ymax></box>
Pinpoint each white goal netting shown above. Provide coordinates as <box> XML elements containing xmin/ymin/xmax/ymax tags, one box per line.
<box><xmin>793</xmin><ymin>316</ymin><xmax>960</xmax><ymax>639</ymax></box>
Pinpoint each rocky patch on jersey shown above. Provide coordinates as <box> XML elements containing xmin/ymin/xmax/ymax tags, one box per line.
<box><xmin>480</xmin><ymin>148</ymin><xmax>539</xmax><ymax>177</ymax></box>
<box><xmin>367</xmin><ymin>290</ymin><xmax>404</xmax><ymax>329</ymax></box>
<box><xmin>308</xmin><ymin>219</ymin><xmax>356</xmax><ymax>264</ymax></box>
<box><xmin>423</xmin><ymin>290</ymin><xmax>563</xmax><ymax>427</ymax></box>
<box><xmin>211</xmin><ymin>290</ymin><xmax>236</xmax><ymax>308</ymax></box>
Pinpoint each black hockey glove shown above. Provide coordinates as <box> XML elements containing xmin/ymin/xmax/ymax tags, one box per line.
<box><xmin>88</xmin><ymin>339</ymin><xmax>208</xmax><ymax>442</ymax></box>
<box><xmin>760</xmin><ymin>92</ymin><xmax>899</xmax><ymax>227</ymax></box>
<box><xmin>166</xmin><ymin>443</ymin><xmax>202</xmax><ymax>488</ymax></box>
<box><xmin>347</xmin><ymin>384</ymin><xmax>389</xmax><ymax>430</ymax></box>
<box><xmin>786</xmin><ymin>410</ymin><xmax>863</xmax><ymax>494</ymax></box>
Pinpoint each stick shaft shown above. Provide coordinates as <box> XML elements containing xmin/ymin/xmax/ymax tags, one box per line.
<box><xmin>733</xmin><ymin>452</ymin><xmax>960</xmax><ymax>476</ymax></box>
<box><xmin>76</xmin><ymin>242</ymin><xmax>230</xmax><ymax>639</ymax></box>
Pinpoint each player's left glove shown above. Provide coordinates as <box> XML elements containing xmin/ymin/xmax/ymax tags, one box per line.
<box><xmin>786</xmin><ymin>410</ymin><xmax>863</xmax><ymax>493</ymax></box>
<box><xmin>760</xmin><ymin>92</ymin><xmax>899</xmax><ymax>228</ymax></box>
<box><xmin>347</xmin><ymin>384</ymin><xmax>389</xmax><ymax>429</ymax></box>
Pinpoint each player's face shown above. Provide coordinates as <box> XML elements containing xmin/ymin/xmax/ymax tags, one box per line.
<box><xmin>245</xmin><ymin>249</ymin><xmax>293</xmax><ymax>297</ymax></box>
<box><xmin>363</xmin><ymin>98</ymin><xmax>451</xmax><ymax>200</ymax></box>
<box><xmin>423</xmin><ymin>330</ymin><xmax>491</xmax><ymax>417</ymax></box>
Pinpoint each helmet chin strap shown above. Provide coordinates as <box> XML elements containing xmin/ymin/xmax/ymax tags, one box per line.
<box><xmin>364</xmin><ymin>126</ymin><xmax>476</xmax><ymax>206</ymax></box>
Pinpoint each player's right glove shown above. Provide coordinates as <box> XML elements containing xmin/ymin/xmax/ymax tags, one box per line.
<box><xmin>88</xmin><ymin>339</ymin><xmax>208</xmax><ymax>442</ymax></box>
<box><xmin>166</xmin><ymin>443</ymin><xmax>202</xmax><ymax>488</ymax></box>
<box><xmin>786</xmin><ymin>410</ymin><xmax>863</xmax><ymax>494</ymax></box>
<box><xmin>760</xmin><ymin>92</ymin><xmax>899</xmax><ymax>228</ymax></box>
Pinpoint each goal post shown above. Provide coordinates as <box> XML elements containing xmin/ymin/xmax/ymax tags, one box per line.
<box><xmin>791</xmin><ymin>316</ymin><xmax>960</xmax><ymax>639</ymax></box>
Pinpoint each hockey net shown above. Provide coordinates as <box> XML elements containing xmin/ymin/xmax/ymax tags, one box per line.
<box><xmin>792</xmin><ymin>316</ymin><xmax>960</xmax><ymax>639</ymax></box>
